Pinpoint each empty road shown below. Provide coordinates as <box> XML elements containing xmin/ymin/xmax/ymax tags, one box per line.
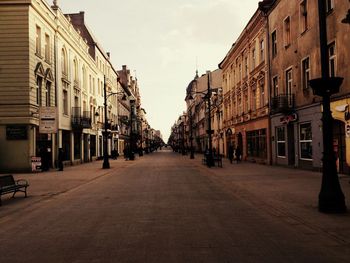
<box><xmin>1</xmin><ymin>149</ymin><xmax>350</xmax><ymax>262</ymax></box>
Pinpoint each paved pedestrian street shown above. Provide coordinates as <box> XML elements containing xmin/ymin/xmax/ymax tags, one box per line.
<box><xmin>1</xmin><ymin>149</ymin><xmax>350</xmax><ymax>263</ymax></box>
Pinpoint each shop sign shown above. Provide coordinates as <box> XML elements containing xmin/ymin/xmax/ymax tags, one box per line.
<box><xmin>280</xmin><ymin>113</ymin><xmax>298</xmax><ymax>124</ymax></box>
<box><xmin>6</xmin><ymin>125</ymin><xmax>27</xmax><ymax>140</ymax></box>
<box><xmin>31</xmin><ymin>156</ymin><xmax>42</xmax><ymax>172</ymax></box>
<box><xmin>39</xmin><ymin>107</ymin><xmax>58</xmax><ymax>134</ymax></box>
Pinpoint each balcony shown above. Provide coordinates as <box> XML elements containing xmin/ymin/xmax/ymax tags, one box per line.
<box><xmin>71</xmin><ymin>107</ymin><xmax>91</xmax><ymax>129</ymax></box>
<box><xmin>271</xmin><ymin>94</ymin><xmax>295</xmax><ymax>114</ymax></box>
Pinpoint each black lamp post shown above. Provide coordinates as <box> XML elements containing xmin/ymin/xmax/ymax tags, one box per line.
<box><xmin>308</xmin><ymin>0</ymin><xmax>346</xmax><ymax>213</ymax></box>
<box><xmin>102</xmin><ymin>75</ymin><xmax>127</xmax><ymax>169</ymax></box>
<box><xmin>188</xmin><ymin>71</ymin><xmax>216</xmax><ymax>167</ymax></box>
<box><xmin>189</xmin><ymin>108</ymin><xmax>194</xmax><ymax>159</ymax></box>
<box><xmin>139</xmin><ymin>118</ymin><xmax>143</xmax><ymax>156</ymax></box>
<box><xmin>129</xmin><ymin>98</ymin><xmax>136</xmax><ymax>161</ymax></box>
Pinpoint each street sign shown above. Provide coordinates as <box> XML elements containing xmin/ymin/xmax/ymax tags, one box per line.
<box><xmin>39</xmin><ymin>107</ymin><xmax>58</xmax><ymax>134</ymax></box>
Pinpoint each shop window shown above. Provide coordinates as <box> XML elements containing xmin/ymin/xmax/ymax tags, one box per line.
<box><xmin>247</xmin><ymin>129</ymin><xmax>267</xmax><ymax>158</ymax></box>
<box><xmin>299</xmin><ymin>122</ymin><xmax>312</xmax><ymax>160</ymax></box>
<box><xmin>277</xmin><ymin>126</ymin><xmax>286</xmax><ymax>157</ymax></box>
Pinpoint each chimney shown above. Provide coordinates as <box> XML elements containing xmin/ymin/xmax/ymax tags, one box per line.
<box><xmin>107</xmin><ymin>52</ymin><xmax>110</xmax><ymax>59</ymax></box>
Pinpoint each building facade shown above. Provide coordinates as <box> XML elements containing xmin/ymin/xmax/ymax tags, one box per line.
<box><xmin>261</xmin><ymin>0</ymin><xmax>350</xmax><ymax>172</ymax></box>
<box><xmin>220</xmin><ymin>9</ymin><xmax>270</xmax><ymax>164</ymax></box>
<box><xmin>0</xmin><ymin>0</ymin><xmax>149</xmax><ymax>172</ymax></box>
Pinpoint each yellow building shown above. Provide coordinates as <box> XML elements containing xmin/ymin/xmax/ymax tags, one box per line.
<box><xmin>0</xmin><ymin>0</ymin><xmax>121</xmax><ymax>172</ymax></box>
<box><xmin>219</xmin><ymin>9</ymin><xmax>270</xmax><ymax>164</ymax></box>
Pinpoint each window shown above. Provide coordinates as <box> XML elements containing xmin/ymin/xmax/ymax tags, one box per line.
<box><xmin>36</xmin><ymin>76</ymin><xmax>42</xmax><ymax>105</ymax></box>
<box><xmin>244</xmin><ymin>56</ymin><xmax>248</xmax><ymax>77</ymax></box>
<box><xmin>272</xmin><ymin>31</ymin><xmax>277</xmax><ymax>57</ymax></box>
<box><xmin>277</xmin><ymin>126</ymin><xmax>286</xmax><ymax>157</ymax></box>
<box><xmin>260</xmin><ymin>84</ymin><xmax>265</xmax><ymax>107</ymax></box>
<box><xmin>239</xmin><ymin>63</ymin><xmax>242</xmax><ymax>81</ymax></box>
<box><xmin>238</xmin><ymin>95</ymin><xmax>242</xmax><ymax>116</ymax></box>
<box><xmin>244</xmin><ymin>91</ymin><xmax>249</xmax><ymax>113</ymax></box>
<box><xmin>36</xmin><ymin>26</ymin><xmax>41</xmax><ymax>56</ymax></box>
<box><xmin>284</xmin><ymin>16</ymin><xmax>291</xmax><ymax>47</ymax></box>
<box><xmin>62</xmin><ymin>82</ymin><xmax>69</xmax><ymax>115</ymax></box>
<box><xmin>247</xmin><ymin>129</ymin><xmax>267</xmax><ymax>158</ymax></box>
<box><xmin>260</xmin><ymin>39</ymin><xmax>265</xmax><ymax>62</ymax></box>
<box><xmin>273</xmin><ymin>76</ymin><xmax>279</xmax><ymax>97</ymax></box>
<box><xmin>300</xmin><ymin>0</ymin><xmax>308</xmax><ymax>33</ymax></box>
<box><xmin>286</xmin><ymin>68</ymin><xmax>293</xmax><ymax>105</ymax></box>
<box><xmin>325</xmin><ymin>0</ymin><xmax>334</xmax><ymax>13</ymax></box>
<box><xmin>73</xmin><ymin>59</ymin><xmax>78</xmax><ymax>83</ymax></box>
<box><xmin>302</xmin><ymin>57</ymin><xmax>310</xmax><ymax>90</ymax></box>
<box><xmin>299</xmin><ymin>122</ymin><xmax>312</xmax><ymax>160</ymax></box>
<box><xmin>252</xmin><ymin>48</ymin><xmax>256</xmax><ymax>69</ymax></box>
<box><xmin>46</xmin><ymin>81</ymin><xmax>51</xmax><ymax>106</ymax></box>
<box><xmin>328</xmin><ymin>42</ymin><xmax>336</xmax><ymax>77</ymax></box>
<box><xmin>61</xmin><ymin>48</ymin><xmax>67</xmax><ymax>76</ymax></box>
<box><xmin>44</xmin><ymin>34</ymin><xmax>50</xmax><ymax>62</ymax></box>
<box><xmin>251</xmin><ymin>90</ymin><xmax>256</xmax><ymax>111</ymax></box>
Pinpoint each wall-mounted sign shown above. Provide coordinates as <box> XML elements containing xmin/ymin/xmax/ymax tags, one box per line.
<box><xmin>39</xmin><ymin>107</ymin><xmax>58</xmax><ymax>134</ymax></box>
<box><xmin>280</xmin><ymin>113</ymin><xmax>298</xmax><ymax>125</ymax></box>
<box><xmin>6</xmin><ymin>125</ymin><xmax>27</xmax><ymax>140</ymax></box>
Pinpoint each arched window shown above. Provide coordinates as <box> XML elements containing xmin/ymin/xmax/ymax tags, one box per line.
<box><xmin>73</xmin><ymin>58</ymin><xmax>78</xmax><ymax>83</ymax></box>
<box><xmin>61</xmin><ymin>48</ymin><xmax>68</xmax><ymax>76</ymax></box>
<box><xmin>82</xmin><ymin>65</ymin><xmax>87</xmax><ymax>90</ymax></box>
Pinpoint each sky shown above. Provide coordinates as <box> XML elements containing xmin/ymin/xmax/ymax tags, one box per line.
<box><xmin>58</xmin><ymin>0</ymin><xmax>259</xmax><ymax>141</ymax></box>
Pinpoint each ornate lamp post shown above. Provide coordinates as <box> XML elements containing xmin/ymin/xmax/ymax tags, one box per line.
<box><xmin>308</xmin><ymin>0</ymin><xmax>346</xmax><ymax>213</ymax></box>
<box><xmin>188</xmin><ymin>71</ymin><xmax>219</xmax><ymax>167</ymax></box>
<box><xmin>102</xmin><ymin>75</ymin><xmax>127</xmax><ymax>169</ymax></box>
<box><xmin>189</xmin><ymin>108</ymin><xmax>195</xmax><ymax>159</ymax></box>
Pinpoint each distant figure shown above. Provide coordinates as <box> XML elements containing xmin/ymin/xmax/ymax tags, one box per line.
<box><xmin>123</xmin><ymin>147</ymin><xmax>128</xmax><ymax>160</ymax></box>
<box><xmin>228</xmin><ymin>144</ymin><xmax>234</xmax><ymax>164</ymax></box>
<box><xmin>235</xmin><ymin>146</ymin><xmax>242</xmax><ymax>163</ymax></box>
<box><xmin>58</xmin><ymin>148</ymin><xmax>64</xmax><ymax>171</ymax></box>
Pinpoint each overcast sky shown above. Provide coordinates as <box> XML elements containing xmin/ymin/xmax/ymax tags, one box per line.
<box><xmin>58</xmin><ymin>0</ymin><xmax>259</xmax><ymax>141</ymax></box>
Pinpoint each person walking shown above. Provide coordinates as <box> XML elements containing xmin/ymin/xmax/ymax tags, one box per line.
<box><xmin>58</xmin><ymin>148</ymin><xmax>64</xmax><ymax>171</ymax></box>
<box><xmin>235</xmin><ymin>146</ymin><xmax>242</xmax><ymax>163</ymax></box>
<box><xmin>228</xmin><ymin>144</ymin><xmax>234</xmax><ymax>164</ymax></box>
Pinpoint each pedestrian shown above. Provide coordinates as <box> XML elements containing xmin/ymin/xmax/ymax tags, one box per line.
<box><xmin>235</xmin><ymin>146</ymin><xmax>242</xmax><ymax>163</ymax></box>
<box><xmin>58</xmin><ymin>148</ymin><xmax>64</xmax><ymax>171</ymax></box>
<box><xmin>228</xmin><ymin>144</ymin><xmax>234</xmax><ymax>164</ymax></box>
<box><xmin>123</xmin><ymin>147</ymin><xmax>128</xmax><ymax>161</ymax></box>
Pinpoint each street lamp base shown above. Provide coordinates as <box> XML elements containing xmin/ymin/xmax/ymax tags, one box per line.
<box><xmin>319</xmin><ymin>192</ymin><xmax>346</xmax><ymax>213</ymax></box>
<box><xmin>102</xmin><ymin>160</ymin><xmax>110</xmax><ymax>169</ymax></box>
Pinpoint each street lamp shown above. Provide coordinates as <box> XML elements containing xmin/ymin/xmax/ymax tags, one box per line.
<box><xmin>189</xmin><ymin>108</ymin><xmax>195</xmax><ymax>159</ymax></box>
<box><xmin>188</xmin><ymin>71</ymin><xmax>220</xmax><ymax>167</ymax></box>
<box><xmin>308</xmin><ymin>0</ymin><xmax>346</xmax><ymax>213</ymax></box>
<box><xmin>101</xmin><ymin>75</ymin><xmax>127</xmax><ymax>169</ymax></box>
<box><xmin>129</xmin><ymin>98</ymin><xmax>136</xmax><ymax>161</ymax></box>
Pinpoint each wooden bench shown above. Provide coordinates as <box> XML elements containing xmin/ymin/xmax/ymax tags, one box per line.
<box><xmin>0</xmin><ymin>175</ymin><xmax>29</xmax><ymax>206</ymax></box>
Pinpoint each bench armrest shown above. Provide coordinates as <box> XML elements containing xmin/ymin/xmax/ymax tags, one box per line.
<box><xmin>16</xmin><ymin>179</ymin><xmax>29</xmax><ymax>186</ymax></box>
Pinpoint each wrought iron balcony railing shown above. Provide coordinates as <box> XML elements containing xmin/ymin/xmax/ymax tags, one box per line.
<box><xmin>71</xmin><ymin>107</ymin><xmax>91</xmax><ymax>129</ymax></box>
<box><xmin>270</xmin><ymin>94</ymin><xmax>295</xmax><ymax>114</ymax></box>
